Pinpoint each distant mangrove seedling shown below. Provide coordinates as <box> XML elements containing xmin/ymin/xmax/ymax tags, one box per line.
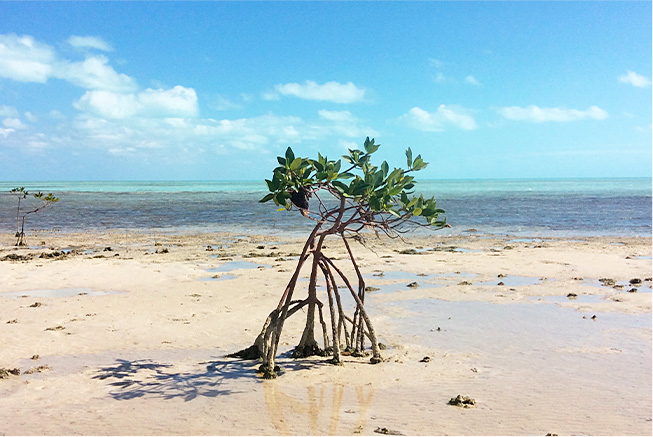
<box><xmin>10</xmin><ymin>187</ymin><xmax>59</xmax><ymax>246</ymax></box>
<box><xmin>231</xmin><ymin>137</ymin><xmax>447</xmax><ymax>378</ymax></box>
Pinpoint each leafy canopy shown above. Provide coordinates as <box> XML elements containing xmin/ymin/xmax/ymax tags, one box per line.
<box><xmin>260</xmin><ymin>137</ymin><xmax>445</xmax><ymax>228</ymax></box>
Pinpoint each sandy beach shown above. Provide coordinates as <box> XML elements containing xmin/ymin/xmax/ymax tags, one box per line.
<box><xmin>0</xmin><ymin>230</ymin><xmax>651</xmax><ymax>436</ymax></box>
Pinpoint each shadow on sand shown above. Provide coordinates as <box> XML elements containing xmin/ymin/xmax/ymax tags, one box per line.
<box><xmin>93</xmin><ymin>358</ymin><xmax>259</xmax><ymax>402</ymax></box>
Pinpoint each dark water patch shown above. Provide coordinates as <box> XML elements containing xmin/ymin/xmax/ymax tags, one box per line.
<box><xmin>0</xmin><ymin>178</ymin><xmax>650</xmax><ymax>237</ymax></box>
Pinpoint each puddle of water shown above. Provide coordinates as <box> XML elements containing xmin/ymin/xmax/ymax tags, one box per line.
<box><xmin>363</xmin><ymin>271</ymin><xmax>477</xmax><ymax>281</ymax></box>
<box><xmin>583</xmin><ymin>279</ymin><xmax>652</xmax><ymax>294</ymax></box>
<box><xmin>508</xmin><ymin>238</ymin><xmax>544</xmax><ymax>243</ymax></box>
<box><xmin>451</xmin><ymin>247</ymin><xmax>483</xmax><ymax>253</ymax></box>
<box><xmin>198</xmin><ymin>274</ymin><xmax>237</xmax><ymax>282</ymax></box>
<box><xmin>474</xmin><ymin>276</ymin><xmax>543</xmax><ymax>287</ymax></box>
<box><xmin>376</xmin><ymin>298</ymin><xmax>651</xmax><ymax>358</ymax></box>
<box><xmin>207</xmin><ymin>261</ymin><xmax>270</xmax><ymax>273</ymax></box>
<box><xmin>528</xmin><ymin>294</ymin><xmax>605</xmax><ymax>304</ymax></box>
<box><xmin>635</xmin><ymin>255</ymin><xmax>652</xmax><ymax>260</ymax></box>
<box><xmin>1</xmin><ymin>288</ymin><xmax>124</xmax><ymax>298</ymax></box>
<box><xmin>364</xmin><ymin>282</ymin><xmax>447</xmax><ymax>295</ymax></box>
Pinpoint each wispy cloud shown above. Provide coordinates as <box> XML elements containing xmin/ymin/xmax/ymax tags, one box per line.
<box><xmin>464</xmin><ymin>75</ymin><xmax>481</xmax><ymax>86</ymax></box>
<box><xmin>270</xmin><ymin>80</ymin><xmax>365</xmax><ymax>103</ymax></box>
<box><xmin>618</xmin><ymin>70</ymin><xmax>651</xmax><ymax>88</ymax></box>
<box><xmin>2</xmin><ymin>117</ymin><xmax>27</xmax><ymax>129</ymax></box>
<box><xmin>401</xmin><ymin>105</ymin><xmax>477</xmax><ymax>132</ymax></box>
<box><xmin>67</xmin><ymin>35</ymin><xmax>113</xmax><ymax>52</ymax></box>
<box><xmin>0</xmin><ymin>33</ymin><xmax>135</xmax><ymax>92</ymax></box>
<box><xmin>497</xmin><ymin>105</ymin><xmax>608</xmax><ymax>122</ymax></box>
<box><xmin>0</xmin><ymin>105</ymin><xmax>19</xmax><ymax>117</ymax></box>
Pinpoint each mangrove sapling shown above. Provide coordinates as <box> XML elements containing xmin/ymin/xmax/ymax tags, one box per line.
<box><xmin>230</xmin><ymin>137</ymin><xmax>448</xmax><ymax>378</ymax></box>
<box><xmin>10</xmin><ymin>187</ymin><xmax>59</xmax><ymax>246</ymax></box>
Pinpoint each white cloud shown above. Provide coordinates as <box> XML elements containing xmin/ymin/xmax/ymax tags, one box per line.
<box><xmin>273</xmin><ymin>80</ymin><xmax>365</xmax><ymax>103</ymax></box>
<box><xmin>498</xmin><ymin>105</ymin><xmax>608</xmax><ymax>122</ymax></box>
<box><xmin>0</xmin><ymin>33</ymin><xmax>135</xmax><ymax>92</ymax></box>
<box><xmin>74</xmin><ymin>86</ymin><xmax>198</xmax><ymax>119</ymax></box>
<box><xmin>67</xmin><ymin>35</ymin><xmax>113</xmax><ymax>52</ymax></box>
<box><xmin>2</xmin><ymin>117</ymin><xmax>27</xmax><ymax>129</ymax></box>
<box><xmin>618</xmin><ymin>70</ymin><xmax>651</xmax><ymax>88</ymax></box>
<box><xmin>465</xmin><ymin>75</ymin><xmax>481</xmax><ymax>86</ymax></box>
<box><xmin>56</xmin><ymin>56</ymin><xmax>136</xmax><ymax>92</ymax></box>
<box><xmin>402</xmin><ymin>105</ymin><xmax>477</xmax><ymax>132</ymax></box>
<box><xmin>0</xmin><ymin>34</ymin><xmax>55</xmax><ymax>82</ymax></box>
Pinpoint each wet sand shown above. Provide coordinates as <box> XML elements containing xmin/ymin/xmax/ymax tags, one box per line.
<box><xmin>0</xmin><ymin>231</ymin><xmax>651</xmax><ymax>435</ymax></box>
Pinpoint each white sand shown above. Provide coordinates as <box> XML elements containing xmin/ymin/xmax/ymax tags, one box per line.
<box><xmin>0</xmin><ymin>231</ymin><xmax>651</xmax><ymax>435</ymax></box>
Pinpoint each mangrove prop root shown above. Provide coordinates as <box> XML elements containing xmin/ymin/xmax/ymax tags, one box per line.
<box><xmin>230</xmin><ymin>199</ymin><xmax>383</xmax><ymax>374</ymax></box>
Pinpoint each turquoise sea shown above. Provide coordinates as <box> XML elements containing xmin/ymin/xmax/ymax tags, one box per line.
<box><xmin>0</xmin><ymin>178</ymin><xmax>651</xmax><ymax>237</ymax></box>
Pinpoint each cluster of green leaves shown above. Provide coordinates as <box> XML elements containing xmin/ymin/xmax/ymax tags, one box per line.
<box><xmin>260</xmin><ymin>137</ymin><xmax>445</xmax><ymax>227</ymax></box>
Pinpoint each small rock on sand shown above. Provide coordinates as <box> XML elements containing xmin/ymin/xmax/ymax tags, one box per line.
<box><xmin>448</xmin><ymin>394</ymin><xmax>476</xmax><ymax>408</ymax></box>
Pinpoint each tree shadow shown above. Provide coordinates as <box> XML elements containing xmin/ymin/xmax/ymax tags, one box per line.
<box><xmin>93</xmin><ymin>358</ymin><xmax>260</xmax><ymax>402</ymax></box>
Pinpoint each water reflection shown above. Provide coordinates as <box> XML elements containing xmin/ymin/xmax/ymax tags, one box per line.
<box><xmin>264</xmin><ymin>382</ymin><xmax>374</xmax><ymax>435</ymax></box>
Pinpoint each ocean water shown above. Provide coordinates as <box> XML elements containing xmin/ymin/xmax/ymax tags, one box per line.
<box><xmin>0</xmin><ymin>178</ymin><xmax>650</xmax><ymax>238</ymax></box>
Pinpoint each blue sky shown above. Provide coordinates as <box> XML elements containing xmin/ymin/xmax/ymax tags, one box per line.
<box><xmin>0</xmin><ymin>1</ymin><xmax>651</xmax><ymax>181</ymax></box>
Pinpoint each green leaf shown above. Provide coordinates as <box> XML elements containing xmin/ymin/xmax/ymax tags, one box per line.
<box><xmin>289</xmin><ymin>157</ymin><xmax>303</xmax><ymax>170</ymax></box>
<box><xmin>363</xmin><ymin>137</ymin><xmax>379</xmax><ymax>154</ymax></box>
<box><xmin>277</xmin><ymin>156</ymin><xmax>286</xmax><ymax>166</ymax></box>
<box><xmin>332</xmin><ymin>181</ymin><xmax>349</xmax><ymax>193</ymax></box>
<box><xmin>337</xmin><ymin>172</ymin><xmax>356</xmax><ymax>180</ymax></box>
<box><xmin>259</xmin><ymin>193</ymin><xmax>275</xmax><ymax>203</ymax></box>
<box><xmin>265</xmin><ymin>179</ymin><xmax>275</xmax><ymax>192</ymax></box>
<box><xmin>285</xmin><ymin>147</ymin><xmax>295</xmax><ymax>163</ymax></box>
<box><xmin>406</xmin><ymin>147</ymin><xmax>413</xmax><ymax>168</ymax></box>
<box><xmin>412</xmin><ymin>157</ymin><xmax>428</xmax><ymax>171</ymax></box>
<box><xmin>381</xmin><ymin>161</ymin><xmax>389</xmax><ymax>178</ymax></box>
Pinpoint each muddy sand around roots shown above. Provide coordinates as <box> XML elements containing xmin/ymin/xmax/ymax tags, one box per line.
<box><xmin>0</xmin><ymin>231</ymin><xmax>651</xmax><ymax>435</ymax></box>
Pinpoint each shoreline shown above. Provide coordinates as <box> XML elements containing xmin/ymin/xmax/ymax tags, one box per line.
<box><xmin>0</xmin><ymin>230</ymin><xmax>651</xmax><ymax>435</ymax></box>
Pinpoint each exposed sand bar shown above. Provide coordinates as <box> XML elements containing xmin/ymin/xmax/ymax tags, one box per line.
<box><xmin>0</xmin><ymin>231</ymin><xmax>651</xmax><ymax>435</ymax></box>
